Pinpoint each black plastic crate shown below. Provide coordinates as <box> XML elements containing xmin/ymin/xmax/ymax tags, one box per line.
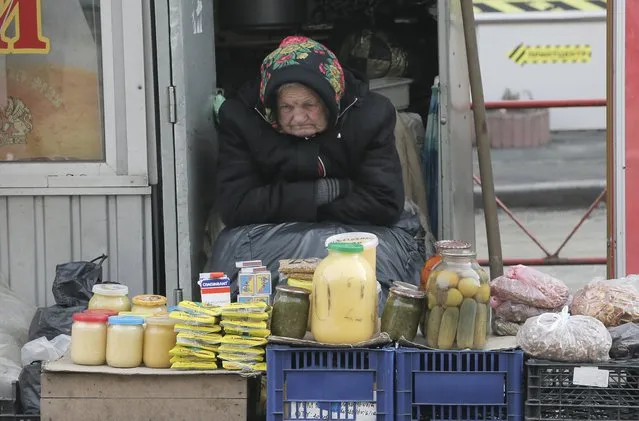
<box><xmin>525</xmin><ymin>359</ymin><xmax>639</xmax><ymax>421</ymax></box>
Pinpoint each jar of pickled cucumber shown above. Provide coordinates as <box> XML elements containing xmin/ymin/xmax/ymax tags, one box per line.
<box><xmin>423</xmin><ymin>249</ymin><xmax>490</xmax><ymax>350</ymax></box>
<box><xmin>419</xmin><ymin>240</ymin><xmax>471</xmax><ymax>292</ymax></box>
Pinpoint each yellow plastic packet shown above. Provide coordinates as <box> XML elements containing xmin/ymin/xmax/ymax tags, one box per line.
<box><xmin>220</xmin><ymin>319</ymin><xmax>268</xmax><ymax>330</ymax></box>
<box><xmin>221</xmin><ymin>311</ymin><xmax>270</xmax><ymax>322</ymax></box>
<box><xmin>287</xmin><ymin>278</ymin><xmax>313</xmax><ymax>291</ymax></box>
<box><xmin>176</xmin><ymin>337</ymin><xmax>221</xmax><ymax>351</ymax></box>
<box><xmin>177</xmin><ymin>301</ymin><xmax>222</xmax><ymax>317</ymax></box>
<box><xmin>170</xmin><ymin>355</ymin><xmax>217</xmax><ymax>364</ymax></box>
<box><xmin>219</xmin><ymin>335</ymin><xmax>268</xmax><ymax>348</ymax></box>
<box><xmin>221</xmin><ymin>302</ymin><xmax>270</xmax><ymax>314</ymax></box>
<box><xmin>171</xmin><ymin>361</ymin><xmax>219</xmax><ymax>370</ymax></box>
<box><xmin>169</xmin><ymin>311</ymin><xmax>218</xmax><ymax>326</ymax></box>
<box><xmin>218</xmin><ymin>353</ymin><xmax>264</xmax><ymax>363</ymax></box>
<box><xmin>174</xmin><ymin>323</ymin><xmax>222</xmax><ymax>335</ymax></box>
<box><xmin>169</xmin><ymin>346</ymin><xmax>217</xmax><ymax>359</ymax></box>
<box><xmin>223</xmin><ymin>326</ymin><xmax>271</xmax><ymax>338</ymax></box>
<box><xmin>222</xmin><ymin>361</ymin><xmax>267</xmax><ymax>372</ymax></box>
<box><xmin>218</xmin><ymin>344</ymin><xmax>265</xmax><ymax>356</ymax></box>
<box><xmin>177</xmin><ymin>332</ymin><xmax>223</xmax><ymax>345</ymax></box>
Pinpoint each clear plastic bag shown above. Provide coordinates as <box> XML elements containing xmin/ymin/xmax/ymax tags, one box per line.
<box><xmin>570</xmin><ymin>276</ymin><xmax>639</xmax><ymax>327</ymax></box>
<box><xmin>21</xmin><ymin>335</ymin><xmax>71</xmax><ymax>367</ymax></box>
<box><xmin>491</xmin><ymin>265</ymin><xmax>569</xmax><ymax>309</ymax></box>
<box><xmin>516</xmin><ymin>307</ymin><xmax>612</xmax><ymax>362</ymax></box>
<box><xmin>490</xmin><ymin>296</ymin><xmax>562</xmax><ymax>323</ymax></box>
<box><xmin>608</xmin><ymin>323</ymin><xmax>639</xmax><ymax>359</ymax></box>
<box><xmin>0</xmin><ymin>280</ymin><xmax>36</xmax><ymax>345</ymax></box>
<box><xmin>492</xmin><ymin>316</ymin><xmax>522</xmax><ymax>337</ymax></box>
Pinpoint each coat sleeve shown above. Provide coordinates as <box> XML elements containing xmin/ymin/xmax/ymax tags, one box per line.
<box><xmin>216</xmin><ymin>105</ymin><xmax>318</xmax><ymax>228</ymax></box>
<box><xmin>318</xmin><ymin>98</ymin><xmax>404</xmax><ymax>226</ymax></box>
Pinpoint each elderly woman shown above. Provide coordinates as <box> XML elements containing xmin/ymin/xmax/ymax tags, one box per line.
<box><xmin>216</xmin><ymin>36</ymin><xmax>404</xmax><ymax>227</ymax></box>
<box><xmin>209</xmin><ymin>37</ymin><xmax>428</xmax><ymax>302</ymax></box>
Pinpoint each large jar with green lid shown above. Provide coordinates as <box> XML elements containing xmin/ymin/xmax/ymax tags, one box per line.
<box><xmin>311</xmin><ymin>242</ymin><xmax>377</xmax><ymax>344</ymax></box>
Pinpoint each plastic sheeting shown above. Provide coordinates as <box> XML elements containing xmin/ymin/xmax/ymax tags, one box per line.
<box><xmin>204</xmin><ymin>210</ymin><xmax>432</xmax><ymax>300</ymax></box>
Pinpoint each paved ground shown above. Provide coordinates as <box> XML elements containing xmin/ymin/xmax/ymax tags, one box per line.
<box><xmin>474</xmin><ymin>206</ymin><xmax>607</xmax><ymax>293</ymax></box>
<box><xmin>473</xmin><ymin>130</ymin><xmax>607</xmax><ymax>208</ymax></box>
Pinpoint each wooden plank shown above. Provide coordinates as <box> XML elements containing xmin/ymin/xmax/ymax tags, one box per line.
<box><xmin>41</xmin><ymin>372</ymin><xmax>250</xmax><ymax>399</ymax></box>
<box><xmin>41</xmin><ymin>398</ymin><xmax>249</xmax><ymax>421</ymax></box>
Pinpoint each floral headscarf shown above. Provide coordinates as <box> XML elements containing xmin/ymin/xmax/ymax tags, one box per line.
<box><xmin>259</xmin><ymin>36</ymin><xmax>346</xmax><ymax>128</ymax></box>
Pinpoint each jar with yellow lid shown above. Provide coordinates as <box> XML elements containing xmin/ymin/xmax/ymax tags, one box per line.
<box><xmin>311</xmin><ymin>242</ymin><xmax>377</xmax><ymax>344</ymax></box>
<box><xmin>88</xmin><ymin>284</ymin><xmax>131</xmax><ymax>313</ymax></box>
<box><xmin>143</xmin><ymin>316</ymin><xmax>176</xmax><ymax>368</ymax></box>
<box><xmin>106</xmin><ymin>315</ymin><xmax>144</xmax><ymax>368</ymax></box>
<box><xmin>71</xmin><ymin>312</ymin><xmax>109</xmax><ymax>366</ymax></box>
<box><xmin>131</xmin><ymin>294</ymin><xmax>168</xmax><ymax>315</ymax></box>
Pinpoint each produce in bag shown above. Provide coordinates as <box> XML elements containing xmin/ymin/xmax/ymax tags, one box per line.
<box><xmin>516</xmin><ymin>307</ymin><xmax>612</xmax><ymax>362</ymax></box>
<box><xmin>423</xmin><ymin>249</ymin><xmax>490</xmax><ymax>349</ymax></box>
<box><xmin>491</xmin><ymin>266</ymin><xmax>569</xmax><ymax>309</ymax></box>
<box><xmin>492</xmin><ymin>316</ymin><xmax>522</xmax><ymax>337</ymax></box>
<box><xmin>570</xmin><ymin>277</ymin><xmax>639</xmax><ymax>327</ymax></box>
<box><xmin>608</xmin><ymin>323</ymin><xmax>639</xmax><ymax>359</ymax></box>
<box><xmin>490</xmin><ymin>297</ymin><xmax>563</xmax><ymax>323</ymax></box>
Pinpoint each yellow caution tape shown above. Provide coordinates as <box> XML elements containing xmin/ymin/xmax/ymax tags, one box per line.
<box><xmin>474</xmin><ymin>0</ymin><xmax>606</xmax><ymax>14</ymax></box>
<box><xmin>508</xmin><ymin>43</ymin><xmax>592</xmax><ymax>65</ymax></box>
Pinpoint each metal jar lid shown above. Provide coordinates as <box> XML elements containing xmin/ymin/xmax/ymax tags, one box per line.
<box><xmin>275</xmin><ymin>284</ymin><xmax>310</xmax><ymax>296</ymax></box>
<box><xmin>435</xmin><ymin>240</ymin><xmax>472</xmax><ymax>251</ymax></box>
<box><xmin>390</xmin><ymin>285</ymin><xmax>426</xmax><ymax>300</ymax></box>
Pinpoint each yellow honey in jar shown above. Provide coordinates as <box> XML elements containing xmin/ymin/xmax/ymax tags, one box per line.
<box><xmin>71</xmin><ymin>312</ymin><xmax>109</xmax><ymax>366</ymax></box>
<box><xmin>312</xmin><ymin>242</ymin><xmax>377</xmax><ymax>344</ymax></box>
<box><xmin>88</xmin><ymin>284</ymin><xmax>131</xmax><ymax>313</ymax></box>
<box><xmin>131</xmin><ymin>294</ymin><xmax>168</xmax><ymax>316</ymax></box>
<box><xmin>143</xmin><ymin>316</ymin><xmax>176</xmax><ymax>368</ymax></box>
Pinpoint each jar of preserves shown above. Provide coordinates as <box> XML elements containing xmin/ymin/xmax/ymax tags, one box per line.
<box><xmin>83</xmin><ymin>309</ymin><xmax>118</xmax><ymax>317</ymax></box>
<box><xmin>143</xmin><ymin>316</ymin><xmax>176</xmax><ymax>368</ymax></box>
<box><xmin>71</xmin><ymin>312</ymin><xmax>109</xmax><ymax>366</ymax></box>
<box><xmin>106</xmin><ymin>315</ymin><xmax>144</xmax><ymax>368</ymax></box>
<box><xmin>419</xmin><ymin>240</ymin><xmax>471</xmax><ymax>292</ymax></box>
<box><xmin>271</xmin><ymin>285</ymin><xmax>310</xmax><ymax>339</ymax></box>
<box><xmin>325</xmin><ymin>232</ymin><xmax>379</xmax><ymax>274</ymax></box>
<box><xmin>381</xmin><ymin>286</ymin><xmax>425</xmax><ymax>341</ymax></box>
<box><xmin>131</xmin><ymin>294</ymin><xmax>168</xmax><ymax>316</ymax></box>
<box><xmin>311</xmin><ymin>242</ymin><xmax>377</xmax><ymax>344</ymax></box>
<box><xmin>88</xmin><ymin>284</ymin><xmax>131</xmax><ymax>313</ymax></box>
<box><xmin>423</xmin><ymin>249</ymin><xmax>490</xmax><ymax>350</ymax></box>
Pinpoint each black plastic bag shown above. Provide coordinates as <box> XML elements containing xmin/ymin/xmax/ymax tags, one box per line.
<box><xmin>608</xmin><ymin>322</ymin><xmax>639</xmax><ymax>359</ymax></box>
<box><xmin>28</xmin><ymin>305</ymin><xmax>86</xmax><ymax>341</ymax></box>
<box><xmin>18</xmin><ymin>362</ymin><xmax>41</xmax><ymax>414</ymax></box>
<box><xmin>205</xmin><ymin>210</ymin><xmax>432</xmax><ymax>300</ymax></box>
<box><xmin>52</xmin><ymin>254</ymin><xmax>107</xmax><ymax>307</ymax></box>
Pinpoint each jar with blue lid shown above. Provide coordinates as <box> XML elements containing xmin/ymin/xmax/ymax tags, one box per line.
<box><xmin>106</xmin><ymin>315</ymin><xmax>145</xmax><ymax>368</ymax></box>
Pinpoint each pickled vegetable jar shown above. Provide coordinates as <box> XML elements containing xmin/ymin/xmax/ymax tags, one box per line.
<box><xmin>271</xmin><ymin>285</ymin><xmax>310</xmax><ymax>339</ymax></box>
<box><xmin>424</xmin><ymin>249</ymin><xmax>490</xmax><ymax>350</ymax></box>
<box><xmin>71</xmin><ymin>312</ymin><xmax>109</xmax><ymax>366</ymax></box>
<box><xmin>419</xmin><ymin>240</ymin><xmax>471</xmax><ymax>292</ymax></box>
<box><xmin>143</xmin><ymin>316</ymin><xmax>176</xmax><ymax>368</ymax></box>
<box><xmin>381</xmin><ymin>286</ymin><xmax>425</xmax><ymax>341</ymax></box>
<box><xmin>131</xmin><ymin>294</ymin><xmax>168</xmax><ymax>315</ymax></box>
<box><xmin>88</xmin><ymin>284</ymin><xmax>131</xmax><ymax>313</ymax></box>
<box><xmin>106</xmin><ymin>315</ymin><xmax>144</xmax><ymax>368</ymax></box>
<box><xmin>312</xmin><ymin>242</ymin><xmax>377</xmax><ymax>344</ymax></box>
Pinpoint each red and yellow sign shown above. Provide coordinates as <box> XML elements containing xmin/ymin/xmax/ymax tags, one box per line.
<box><xmin>0</xmin><ymin>0</ymin><xmax>50</xmax><ymax>54</ymax></box>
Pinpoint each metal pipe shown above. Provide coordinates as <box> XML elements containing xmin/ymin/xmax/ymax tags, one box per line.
<box><xmin>460</xmin><ymin>0</ymin><xmax>503</xmax><ymax>278</ymax></box>
<box><xmin>481</xmin><ymin>98</ymin><xmax>607</xmax><ymax>109</ymax></box>
<box><xmin>478</xmin><ymin>257</ymin><xmax>607</xmax><ymax>266</ymax></box>
<box><xmin>606</xmin><ymin>0</ymin><xmax>616</xmax><ymax>278</ymax></box>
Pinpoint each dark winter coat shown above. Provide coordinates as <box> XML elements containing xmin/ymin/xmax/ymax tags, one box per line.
<box><xmin>216</xmin><ymin>69</ymin><xmax>405</xmax><ymax>228</ymax></box>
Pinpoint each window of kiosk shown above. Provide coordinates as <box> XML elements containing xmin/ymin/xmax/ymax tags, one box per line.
<box><xmin>0</xmin><ymin>0</ymin><xmax>147</xmax><ymax>188</ymax></box>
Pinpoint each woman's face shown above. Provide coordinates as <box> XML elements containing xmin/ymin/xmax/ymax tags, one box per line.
<box><xmin>276</xmin><ymin>84</ymin><xmax>328</xmax><ymax>137</ymax></box>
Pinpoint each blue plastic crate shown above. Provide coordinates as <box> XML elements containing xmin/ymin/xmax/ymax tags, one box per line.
<box><xmin>266</xmin><ymin>345</ymin><xmax>394</xmax><ymax>421</ymax></box>
<box><xmin>395</xmin><ymin>348</ymin><xmax>524</xmax><ymax>421</ymax></box>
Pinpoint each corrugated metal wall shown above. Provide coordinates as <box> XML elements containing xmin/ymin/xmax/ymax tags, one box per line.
<box><xmin>0</xmin><ymin>194</ymin><xmax>154</xmax><ymax>307</ymax></box>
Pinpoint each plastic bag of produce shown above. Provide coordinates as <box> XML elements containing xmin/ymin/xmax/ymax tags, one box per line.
<box><xmin>491</xmin><ymin>266</ymin><xmax>569</xmax><ymax>309</ymax></box>
<box><xmin>490</xmin><ymin>297</ymin><xmax>562</xmax><ymax>323</ymax></box>
<box><xmin>570</xmin><ymin>276</ymin><xmax>639</xmax><ymax>327</ymax></box>
<box><xmin>516</xmin><ymin>307</ymin><xmax>612</xmax><ymax>362</ymax></box>
<box><xmin>492</xmin><ymin>316</ymin><xmax>522</xmax><ymax>337</ymax></box>
<box><xmin>608</xmin><ymin>323</ymin><xmax>639</xmax><ymax>359</ymax></box>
